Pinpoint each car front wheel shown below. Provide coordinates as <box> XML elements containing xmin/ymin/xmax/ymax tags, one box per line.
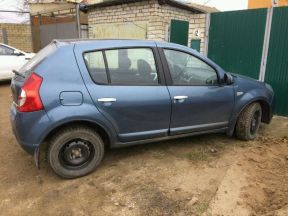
<box><xmin>48</xmin><ymin>126</ymin><xmax>104</xmax><ymax>179</ymax></box>
<box><xmin>236</xmin><ymin>102</ymin><xmax>262</xmax><ymax>141</ymax></box>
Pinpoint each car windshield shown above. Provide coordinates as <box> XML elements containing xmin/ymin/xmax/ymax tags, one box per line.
<box><xmin>19</xmin><ymin>43</ymin><xmax>57</xmax><ymax>77</ymax></box>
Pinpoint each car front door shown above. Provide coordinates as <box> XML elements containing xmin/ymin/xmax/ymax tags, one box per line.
<box><xmin>160</xmin><ymin>48</ymin><xmax>234</xmax><ymax>135</ymax></box>
<box><xmin>76</xmin><ymin>45</ymin><xmax>171</xmax><ymax>142</ymax></box>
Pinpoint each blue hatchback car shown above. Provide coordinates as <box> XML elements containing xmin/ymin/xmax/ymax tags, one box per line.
<box><xmin>10</xmin><ymin>40</ymin><xmax>274</xmax><ymax>178</ymax></box>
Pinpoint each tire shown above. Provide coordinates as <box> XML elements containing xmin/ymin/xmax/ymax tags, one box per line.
<box><xmin>48</xmin><ymin>126</ymin><xmax>104</xmax><ymax>179</ymax></box>
<box><xmin>236</xmin><ymin>103</ymin><xmax>262</xmax><ymax>141</ymax></box>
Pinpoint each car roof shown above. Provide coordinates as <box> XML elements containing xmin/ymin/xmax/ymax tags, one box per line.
<box><xmin>54</xmin><ymin>38</ymin><xmax>156</xmax><ymax>44</ymax></box>
<box><xmin>54</xmin><ymin>38</ymin><xmax>204</xmax><ymax>56</ymax></box>
<box><xmin>53</xmin><ymin>39</ymin><xmax>184</xmax><ymax>49</ymax></box>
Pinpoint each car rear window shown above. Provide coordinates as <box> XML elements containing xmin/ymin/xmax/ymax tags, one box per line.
<box><xmin>19</xmin><ymin>43</ymin><xmax>57</xmax><ymax>77</ymax></box>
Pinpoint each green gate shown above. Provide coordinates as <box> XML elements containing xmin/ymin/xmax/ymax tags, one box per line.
<box><xmin>265</xmin><ymin>7</ymin><xmax>288</xmax><ymax>116</ymax></box>
<box><xmin>170</xmin><ymin>19</ymin><xmax>189</xmax><ymax>46</ymax></box>
<box><xmin>191</xmin><ymin>39</ymin><xmax>201</xmax><ymax>52</ymax></box>
<box><xmin>208</xmin><ymin>9</ymin><xmax>267</xmax><ymax>79</ymax></box>
<box><xmin>208</xmin><ymin>8</ymin><xmax>288</xmax><ymax>116</ymax></box>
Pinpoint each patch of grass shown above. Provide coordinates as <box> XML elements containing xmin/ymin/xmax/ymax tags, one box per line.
<box><xmin>187</xmin><ymin>148</ymin><xmax>210</xmax><ymax>162</ymax></box>
<box><xmin>195</xmin><ymin>201</ymin><xmax>210</xmax><ymax>214</ymax></box>
<box><xmin>169</xmin><ymin>135</ymin><xmax>233</xmax><ymax>162</ymax></box>
<box><xmin>233</xmin><ymin>140</ymin><xmax>250</xmax><ymax>148</ymax></box>
<box><xmin>151</xmin><ymin>151</ymin><xmax>166</xmax><ymax>159</ymax></box>
<box><xmin>213</xmin><ymin>141</ymin><xmax>227</xmax><ymax>150</ymax></box>
<box><xmin>136</xmin><ymin>183</ymin><xmax>180</xmax><ymax>216</ymax></box>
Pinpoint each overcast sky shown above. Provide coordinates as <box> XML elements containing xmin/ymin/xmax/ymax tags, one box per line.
<box><xmin>185</xmin><ymin>0</ymin><xmax>249</xmax><ymax>11</ymax></box>
<box><xmin>0</xmin><ymin>0</ymin><xmax>29</xmax><ymax>23</ymax></box>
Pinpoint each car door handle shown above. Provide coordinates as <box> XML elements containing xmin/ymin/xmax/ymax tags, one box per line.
<box><xmin>174</xmin><ymin>96</ymin><xmax>188</xmax><ymax>100</ymax></box>
<box><xmin>98</xmin><ymin>98</ymin><xmax>117</xmax><ymax>102</ymax></box>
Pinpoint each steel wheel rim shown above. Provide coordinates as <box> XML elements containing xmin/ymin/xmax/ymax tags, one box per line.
<box><xmin>59</xmin><ymin>139</ymin><xmax>95</xmax><ymax>169</ymax></box>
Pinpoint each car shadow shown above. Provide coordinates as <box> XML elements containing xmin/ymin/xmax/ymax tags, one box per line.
<box><xmin>0</xmin><ymin>80</ymin><xmax>11</xmax><ymax>86</ymax></box>
<box><xmin>102</xmin><ymin>133</ymin><xmax>234</xmax><ymax>165</ymax></box>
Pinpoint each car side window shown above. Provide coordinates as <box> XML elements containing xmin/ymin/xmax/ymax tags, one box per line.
<box><xmin>105</xmin><ymin>48</ymin><xmax>159</xmax><ymax>85</ymax></box>
<box><xmin>0</xmin><ymin>45</ymin><xmax>14</xmax><ymax>56</ymax></box>
<box><xmin>164</xmin><ymin>49</ymin><xmax>218</xmax><ymax>86</ymax></box>
<box><xmin>84</xmin><ymin>51</ymin><xmax>108</xmax><ymax>84</ymax></box>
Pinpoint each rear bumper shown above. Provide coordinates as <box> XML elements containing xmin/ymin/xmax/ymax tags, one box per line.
<box><xmin>10</xmin><ymin>104</ymin><xmax>50</xmax><ymax>155</ymax></box>
<box><xmin>10</xmin><ymin>119</ymin><xmax>36</xmax><ymax>155</ymax></box>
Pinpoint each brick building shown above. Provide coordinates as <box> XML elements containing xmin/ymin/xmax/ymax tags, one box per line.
<box><xmin>0</xmin><ymin>23</ymin><xmax>33</xmax><ymax>52</ymax></box>
<box><xmin>87</xmin><ymin>0</ymin><xmax>217</xmax><ymax>54</ymax></box>
<box><xmin>0</xmin><ymin>0</ymin><xmax>33</xmax><ymax>52</ymax></box>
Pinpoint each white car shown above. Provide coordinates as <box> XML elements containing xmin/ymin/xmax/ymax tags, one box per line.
<box><xmin>0</xmin><ymin>43</ymin><xmax>35</xmax><ymax>81</ymax></box>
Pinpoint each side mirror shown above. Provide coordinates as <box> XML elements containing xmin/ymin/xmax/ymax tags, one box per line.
<box><xmin>224</xmin><ymin>73</ymin><xmax>234</xmax><ymax>85</ymax></box>
<box><xmin>13</xmin><ymin>50</ymin><xmax>24</xmax><ymax>56</ymax></box>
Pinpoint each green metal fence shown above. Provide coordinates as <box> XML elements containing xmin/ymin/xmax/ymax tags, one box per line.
<box><xmin>208</xmin><ymin>9</ymin><xmax>267</xmax><ymax>79</ymax></box>
<box><xmin>208</xmin><ymin>8</ymin><xmax>288</xmax><ymax>116</ymax></box>
<box><xmin>264</xmin><ymin>7</ymin><xmax>288</xmax><ymax>116</ymax></box>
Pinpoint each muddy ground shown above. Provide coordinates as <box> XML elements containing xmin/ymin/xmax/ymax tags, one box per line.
<box><xmin>0</xmin><ymin>81</ymin><xmax>288</xmax><ymax>216</ymax></box>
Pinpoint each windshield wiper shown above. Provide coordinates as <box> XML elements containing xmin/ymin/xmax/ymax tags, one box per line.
<box><xmin>12</xmin><ymin>70</ymin><xmax>25</xmax><ymax>78</ymax></box>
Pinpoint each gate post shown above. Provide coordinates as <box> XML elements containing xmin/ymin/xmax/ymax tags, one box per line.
<box><xmin>204</xmin><ymin>13</ymin><xmax>210</xmax><ymax>57</ymax></box>
<box><xmin>259</xmin><ymin>8</ymin><xmax>273</xmax><ymax>81</ymax></box>
<box><xmin>76</xmin><ymin>4</ymin><xmax>81</xmax><ymax>39</ymax></box>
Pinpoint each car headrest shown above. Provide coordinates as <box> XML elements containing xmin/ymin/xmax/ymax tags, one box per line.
<box><xmin>137</xmin><ymin>59</ymin><xmax>151</xmax><ymax>76</ymax></box>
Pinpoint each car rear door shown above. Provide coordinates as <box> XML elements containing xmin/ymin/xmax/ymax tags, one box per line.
<box><xmin>74</xmin><ymin>41</ymin><xmax>171</xmax><ymax>142</ymax></box>
<box><xmin>158</xmin><ymin>46</ymin><xmax>234</xmax><ymax>135</ymax></box>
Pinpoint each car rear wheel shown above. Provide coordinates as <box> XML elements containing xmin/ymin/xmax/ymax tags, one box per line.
<box><xmin>48</xmin><ymin>126</ymin><xmax>104</xmax><ymax>179</ymax></box>
<box><xmin>236</xmin><ymin>102</ymin><xmax>262</xmax><ymax>141</ymax></box>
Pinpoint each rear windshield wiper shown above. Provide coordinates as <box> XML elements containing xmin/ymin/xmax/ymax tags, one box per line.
<box><xmin>12</xmin><ymin>70</ymin><xmax>25</xmax><ymax>78</ymax></box>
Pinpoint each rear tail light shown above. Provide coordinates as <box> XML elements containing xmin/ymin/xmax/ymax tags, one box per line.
<box><xmin>17</xmin><ymin>73</ymin><xmax>44</xmax><ymax>112</ymax></box>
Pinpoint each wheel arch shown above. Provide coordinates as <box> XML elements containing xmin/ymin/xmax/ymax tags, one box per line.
<box><xmin>258</xmin><ymin>100</ymin><xmax>272</xmax><ymax>124</ymax></box>
<box><xmin>227</xmin><ymin>98</ymin><xmax>272</xmax><ymax>136</ymax></box>
<box><xmin>39</xmin><ymin>119</ymin><xmax>113</xmax><ymax>154</ymax></box>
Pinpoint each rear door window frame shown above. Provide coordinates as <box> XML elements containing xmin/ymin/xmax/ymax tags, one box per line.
<box><xmin>83</xmin><ymin>50</ymin><xmax>109</xmax><ymax>85</ymax></box>
<box><xmin>83</xmin><ymin>46</ymin><xmax>166</xmax><ymax>86</ymax></box>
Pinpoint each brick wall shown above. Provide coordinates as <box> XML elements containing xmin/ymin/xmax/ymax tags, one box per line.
<box><xmin>88</xmin><ymin>0</ymin><xmax>207</xmax><ymax>53</ymax></box>
<box><xmin>0</xmin><ymin>24</ymin><xmax>33</xmax><ymax>52</ymax></box>
<box><xmin>149</xmin><ymin>3</ymin><xmax>207</xmax><ymax>53</ymax></box>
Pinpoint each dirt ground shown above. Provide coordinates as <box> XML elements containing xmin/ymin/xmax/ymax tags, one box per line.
<box><xmin>0</xmin><ymin>81</ymin><xmax>288</xmax><ymax>216</ymax></box>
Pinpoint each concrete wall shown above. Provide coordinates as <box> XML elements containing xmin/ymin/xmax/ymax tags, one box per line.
<box><xmin>0</xmin><ymin>24</ymin><xmax>33</xmax><ymax>52</ymax></box>
<box><xmin>91</xmin><ymin>21</ymin><xmax>148</xmax><ymax>39</ymax></box>
<box><xmin>88</xmin><ymin>0</ymin><xmax>207</xmax><ymax>53</ymax></box>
